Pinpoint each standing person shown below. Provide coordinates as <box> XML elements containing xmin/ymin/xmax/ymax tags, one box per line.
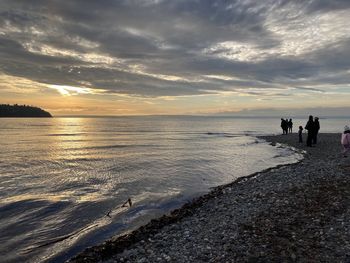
<box><xmin>341</xmin><ymin>125</ymin><xmax>350</xmax><ymax>157</ymax></box>
<box><xmin>305</xmin><ymin>115</ymin><xmax>314</xmax><ymax>147</ymax></box>
<box><xmin>288</xmin><ymin>118</ymin><xmax>293</xmax><ymax>133</ymax></box>
<box><xmin>284</xmin><ymin>118</ymin><xmax>288</xmax><ymax>135</ymax></box>
<box><xmin>281</xmin><ymin>118</ymin><xmax>287</xmax><ymax>134</ymax></box>
<box><xmin>313</xmin><ymin>117</ymin><xmax>320</xmax><ymax>144</ymax></box>
<box><xmin>298</xmin><ymin>126</ymin><xmax>303</xmax><ymax>143</ymax></box>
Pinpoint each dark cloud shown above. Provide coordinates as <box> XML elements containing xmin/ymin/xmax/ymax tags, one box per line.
<box><xmin>305</xmin><ymin>0</ymin><xmax>350</xmax><ymax>13</ymax></box>
<box><xmin>0</xmin><ymin>0</ymin><xmax>349</xmax><ymax>97</ymax></box>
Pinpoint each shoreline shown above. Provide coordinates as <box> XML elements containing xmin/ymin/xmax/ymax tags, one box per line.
<box><xmin>69</xmin><ymin>133</ymin><xmax>350</xmax><ymax>262</ymax></box>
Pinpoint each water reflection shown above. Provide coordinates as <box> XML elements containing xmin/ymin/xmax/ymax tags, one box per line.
<box><xmin>48</xmin><ymin>118</ymin><xmax>89</xmax><ymax>160</ymax></box>
<box><xmin>0</xmin><ymin>116</ymin><xmax>322</xmax><ymax>262</ymax></box>
<box><xmin>1</xmin><ymin>191</ymin><xmax>105</xmax><ymax>204</ymax></box>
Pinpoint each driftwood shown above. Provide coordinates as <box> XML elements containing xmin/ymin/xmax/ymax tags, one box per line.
<box><xmin>121</xmin><ymin>198</ymin><xmax>132</xmax><ymax>208</ymax></box>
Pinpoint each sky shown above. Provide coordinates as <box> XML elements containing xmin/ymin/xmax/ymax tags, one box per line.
<box><xmin>0</xmin><ymin>0</ymin><xmax>350</xmax><ymax>116</ymax></box>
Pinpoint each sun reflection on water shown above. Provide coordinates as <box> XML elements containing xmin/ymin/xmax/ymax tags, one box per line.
<box><xmin>49</xmin><ymin>117</ymin><xmax>89</xmax><ymax>152</ymax></box>
<box><xmin>1</xmin><ymin>191</ymin><xmax>105</xmax><ymax>204</ymax></box>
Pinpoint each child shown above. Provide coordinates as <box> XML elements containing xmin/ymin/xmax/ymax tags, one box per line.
<box><xmin>298</xmin><ymin>126</ymin><xmax>303</xmax><ymax>143</ymax></box>
<box><xmin>341</xmin><ymin>125</ymin><xmax>350</xmax><ymax>157</ymax></box>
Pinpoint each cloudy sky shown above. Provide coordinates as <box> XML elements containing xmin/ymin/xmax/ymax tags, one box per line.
<box><xmin>1</xmin><ymin>0</ymin><xmax>350</xmax><ymax>115</ymax></box>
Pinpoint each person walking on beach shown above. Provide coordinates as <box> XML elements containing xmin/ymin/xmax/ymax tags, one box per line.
<box><xmin>288</xmin><ymin>119</ymin><xmax>293</xmax><ymax>133</ymax></box>
<box><xmin>298</xmin><ymin>126</ymin><xmax>303</xmax><ymax>143</ymax></box>
<box><xmin>341</xmin><ymin>125</ymin><xmax>350</xmax><ymax>157</ymax></box>
<box><xmin>305</xmin><ymin>115</ymin><xmax>314</xmax><ymax>147</ymax></box>
<box><xmin>313</xmin><ymin>117</ymin><xmax>320</xmax><ymax>144</ymax></box>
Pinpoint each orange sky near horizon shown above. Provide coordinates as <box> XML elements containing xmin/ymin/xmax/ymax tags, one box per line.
<box><xmin>1</xmin><ymin>73</ymin><xmax>349</xmax><ymax>116</ymax></box>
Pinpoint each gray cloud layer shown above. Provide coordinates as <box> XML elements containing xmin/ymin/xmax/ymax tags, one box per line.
<box><xmin>0</xmin><ymin>0</ymin><xmax>350</xmax><ymax>97</ymax></box>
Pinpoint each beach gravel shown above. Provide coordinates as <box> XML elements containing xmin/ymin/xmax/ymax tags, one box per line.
<box><xmin>69</xmin><ymin>133</ymin><xmax>350</xmax><ymax>262</ymax></box>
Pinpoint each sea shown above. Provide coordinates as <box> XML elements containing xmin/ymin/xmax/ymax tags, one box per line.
<box><xmin>0</xmin><ymin>116</ymin><xmax>346</xmax><ymax>262</ymax></box>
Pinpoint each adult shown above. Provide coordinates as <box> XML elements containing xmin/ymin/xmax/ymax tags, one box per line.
<box><xmin>313</xmin><ymin>117</ymin><xmax>320</xmax><ymax>144</ymax></box>
<box><xmin>298</xmin><ymin>125</ymin><xmax>303</xmax><ymax>143</ymax></box>
<box><xmin>305</xmin><ymin>115</ymin><xmax>314</xmax><ymax>147</ymax></box>
<box><xmin>341</xmin><ymin>125</ymin><xmax>350</xmax><ymax>157</ymax></box>
<box><xmin>281</xmin><ymin>118</ymin><xmax>288</xmax><ymax>135</ymax></box>
<box><xmin>288</xmin><ymin>118</ymin><xmax>293</xmax><ymax>133</ymax></box>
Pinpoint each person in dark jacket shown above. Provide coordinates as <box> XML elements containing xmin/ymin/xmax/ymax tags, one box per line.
<box><xmin>281</xmin><ymin>118</ymin><xmax>288</xmax><ymax>134</ymax></box>
<box><xmin>305</xmin><ymin>115</ymin><xmax>314</xmax><ymax>147</ymax></box>
<box><xmin>298</xmin><ymin>126</ymin><xmax>303</xmax><ymax>143</ymax></box>
<box><xmin>288</xmin><ymin>118</ymin><xmax>293</xmax><ymax>133</ymax></box>
<box><xmin>313</xmin><ymin>117</ymin><xmax>320</xmax><ymax>144</ymax></box>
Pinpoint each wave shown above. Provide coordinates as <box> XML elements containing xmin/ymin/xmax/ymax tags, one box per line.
<box><xmin>206</xmin><ymin>132</ymin><xmax>239</xmax><ymax>137</ymax></box>
<box><xmin>238</xmin><ymin>139</ymin><xmax>260</xmax><ymax>146</ymax></box>
<box><xmin>73</xmin><ymin>144</ymin><xmax>158</xmax><ymax>150</ymax></box>
<box><xmin>47</xmin><ymin>133</ymin><xmax>85</xmax><ymax>136</ymax></box>
<box><xmin>84</xmin><ymin>145</ymin><xmax>131</xmax><ymax>150</ymax></box>
<box><xmin>27</xmin><ymin>124</ymin><xmax>53</xmax><ymax>127</ymax></box>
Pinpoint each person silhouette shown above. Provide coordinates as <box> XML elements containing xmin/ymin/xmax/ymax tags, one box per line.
<box><xmin>284</xmin><ymin>118</ymin><xmax>289</xmax><ymax>134</ymax></box>
<box><xmin>298</xmin><ymin>126</ymin><xmax>303</xmax><ymax>143</ymax></box>
<box><xmin>281</xmin><ymin>118</ymin><xmax>287</xmax><ymax>134</ymax></box>
<box><xmin>305</xmin><ymin>115</ymin><xmax>314</xmax><ymax>147</ymax></box>
<box><xmin>288</xmin><ymin>119</ymin><xmax>293</xmax><ymax>133</ymax></box>
<box><xmin>313</xmin><ymin>117</ymin><xmax>320</xmax><ymax>144</ymax></box>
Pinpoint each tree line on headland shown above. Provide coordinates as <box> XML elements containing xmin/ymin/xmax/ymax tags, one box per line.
<box><xmin>0</xmin><ymin>104</ymin><xmax>52</xmax><ymax>117</ymax></box>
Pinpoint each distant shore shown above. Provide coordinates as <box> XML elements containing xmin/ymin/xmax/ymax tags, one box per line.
<box><xmin>0</xmin><ymin>104</ymin><xmax>52</xmax><ymax>117</ymax></box>
<box><xmin>69</xmin><ymin>133</ymin><xmax>350</xmax><ymax>262</ymax></box>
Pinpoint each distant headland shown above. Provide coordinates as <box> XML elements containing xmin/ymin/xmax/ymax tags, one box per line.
<box><xmin>0</xmin><ymin>104</ymin><xmax>52</xmax><ymax>117</ymax></box>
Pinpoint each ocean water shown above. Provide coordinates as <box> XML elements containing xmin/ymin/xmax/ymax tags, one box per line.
<box><xmin>0</xmin><ymin>116</ymin><xmax>345</xmax><ymax>262</ymax></box>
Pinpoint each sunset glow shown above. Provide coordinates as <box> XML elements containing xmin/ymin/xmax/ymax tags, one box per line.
<box><xmin>0</xmin><ymin>1</ymin><xmax>349</xmax><ymax>116</ymax></box>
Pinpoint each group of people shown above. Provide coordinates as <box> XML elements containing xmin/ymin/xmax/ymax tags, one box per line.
<box><xmin>280</xmin><ymin>115</ymin><xmax>320</xmax><ymax>147</ymax></box>
<box><xmin>280</xmin><ymin>116</ymin><xmax>350</xmax><ymax>157</ymax></box>
<box><xmin>280</xmin><ymin>118</ymin><xmax>293</xmax><ymax>134</ymax></box>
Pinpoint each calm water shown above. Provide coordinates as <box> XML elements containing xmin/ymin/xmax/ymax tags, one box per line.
<box><xmin>0</xmin><ymin>116</ymin><xmax>345</xmax><ymax>262</ymax></box>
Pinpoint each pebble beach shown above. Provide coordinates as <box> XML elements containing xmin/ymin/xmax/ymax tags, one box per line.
<box><xmin>69</xmin><ymin>133</ymin><xmax>350</xmax><ymax>262</ymax></box>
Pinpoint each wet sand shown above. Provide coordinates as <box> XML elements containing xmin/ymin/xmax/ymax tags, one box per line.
<box><xmin>69</xmin><ymin>133</ymin><xmax>350</xmax><ymax>262</ymax></box>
